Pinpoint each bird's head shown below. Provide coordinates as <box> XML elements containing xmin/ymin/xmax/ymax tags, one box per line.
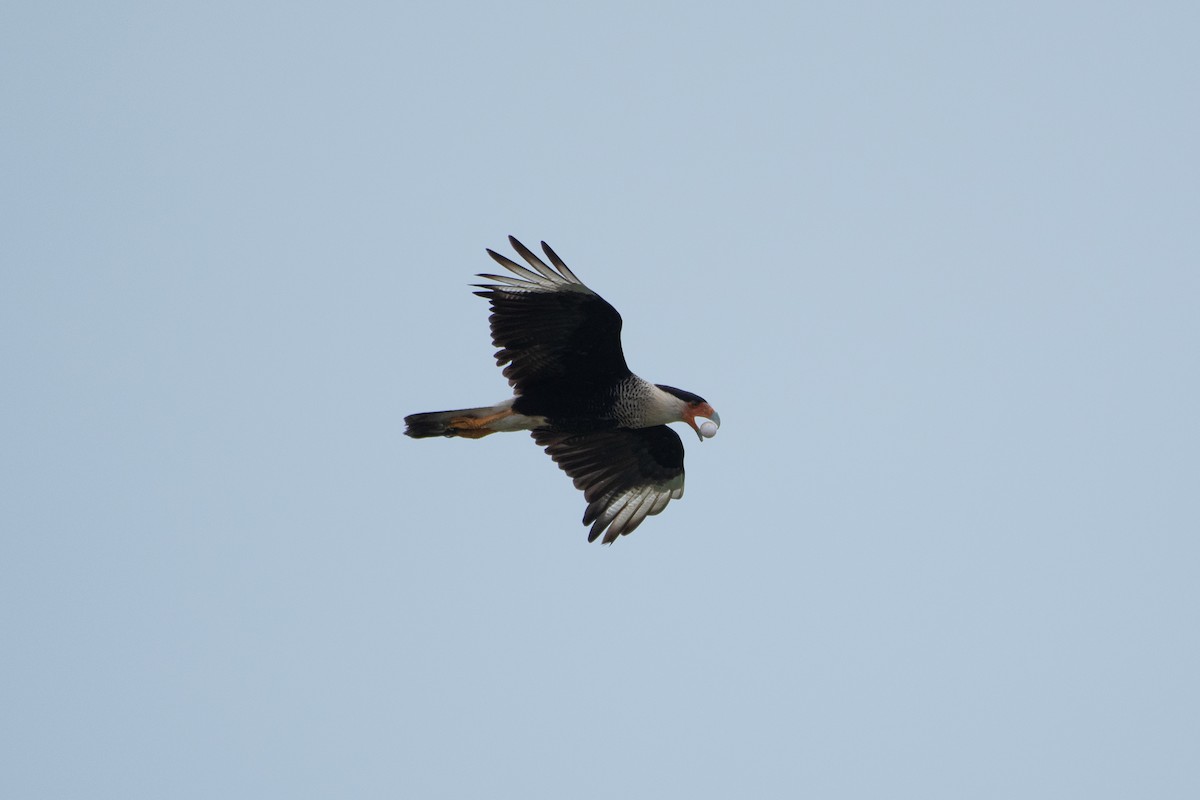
<box><xmin>656</xmin><ymin>385</ymin><xmax>721</xmax><ymax>442</ymax></box>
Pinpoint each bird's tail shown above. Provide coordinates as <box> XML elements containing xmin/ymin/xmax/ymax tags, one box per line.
<box><xmin>404</xmin><ymin>403</ymin><xmax>516</xmax><ymax>439</ymax></box>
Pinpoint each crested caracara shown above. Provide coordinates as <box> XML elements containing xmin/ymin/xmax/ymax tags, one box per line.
<box><xmin>405</xmin><ymin>237</ymin><xmax>720</xmax><ymax>544</ymax></box>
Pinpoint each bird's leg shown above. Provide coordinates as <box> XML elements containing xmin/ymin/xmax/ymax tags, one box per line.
<box><xmin>447</xmin><ymin>427</ymin><xmax>496</xmax><ymax>439</ymax></box>
<box><xmin>445</xmin><ymin>407</ymin><xmax>515</xmax><ymax>438</ymax></box>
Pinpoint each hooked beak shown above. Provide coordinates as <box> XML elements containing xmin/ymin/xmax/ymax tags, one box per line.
<box><xmin>685</xmin><ymin>403</ymin><xmax>721</xmax><ymax>442</ymax></box>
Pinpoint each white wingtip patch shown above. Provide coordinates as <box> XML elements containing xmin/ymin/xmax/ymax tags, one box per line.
<box><xmin>479</xmin><ymin>238</ymin><xmax>591</xmax><ymax>296</ymax></box>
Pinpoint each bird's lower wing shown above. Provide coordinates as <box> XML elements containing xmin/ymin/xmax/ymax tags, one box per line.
<box><xmin>533</xmin><ymin>426</ymin><xmax>686</xmax><ymax>544</ymax></box>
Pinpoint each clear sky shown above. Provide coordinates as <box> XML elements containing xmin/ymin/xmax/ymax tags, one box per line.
<box><xmin>3</xmin><ymin>2</ymin><xmax>1198</xmax><ymax>798</ymax></box>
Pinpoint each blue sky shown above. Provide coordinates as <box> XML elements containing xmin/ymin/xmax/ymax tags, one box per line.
<box><xmin>3</xmin><ymin>2</ymin><xmax>1198</xmax><ymax>798</ymax></box>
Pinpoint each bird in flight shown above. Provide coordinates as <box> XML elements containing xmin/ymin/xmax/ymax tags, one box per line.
<box><xmin>405</xmin><ymin>236</ymin><xmax>720</xmax><ymax>544</ymax></box>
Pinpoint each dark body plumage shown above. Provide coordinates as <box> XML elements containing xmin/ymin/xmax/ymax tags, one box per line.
<box><xmin>405</xmin><ymin>237</ymin><xmax>719</xmax><ymax>543</ymax></box>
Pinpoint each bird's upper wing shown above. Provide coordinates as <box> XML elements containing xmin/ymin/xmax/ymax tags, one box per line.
<box><xmin>474</xmin><ymin>237</ymin><xmax>630</xmax><ymax>394</ymax></box>
<box><xmin>533</xmin><ymin>426</ymin><xmax>685</xmax><ymax>544</ymax></box>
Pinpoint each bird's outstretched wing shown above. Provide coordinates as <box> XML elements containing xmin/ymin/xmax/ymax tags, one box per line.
<box><xmin>533</xmin><ymin>426</ymin><xmax>686</xmax><ymax>544</ymax></box>
<box><xmin>474</xmin><ymin>237</ymin><xmax>631</xmax><ymax>395</ymax></box>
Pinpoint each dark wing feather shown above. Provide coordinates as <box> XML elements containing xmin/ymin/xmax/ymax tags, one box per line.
<box><xmin>533</xmin><ymin>426</ymin><xmax>686</xmax><ymax>544</ymax></box>
<box><xmin>473</xmin><ymin>237</ymin><xmax>630</xmax><ymax>394</ymax></box>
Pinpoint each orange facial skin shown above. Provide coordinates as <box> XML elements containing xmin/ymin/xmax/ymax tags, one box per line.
<box><xmin>683</xmin><ymin>402</ymin><xmax>720</xmax><ymax>441</ymax></box>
